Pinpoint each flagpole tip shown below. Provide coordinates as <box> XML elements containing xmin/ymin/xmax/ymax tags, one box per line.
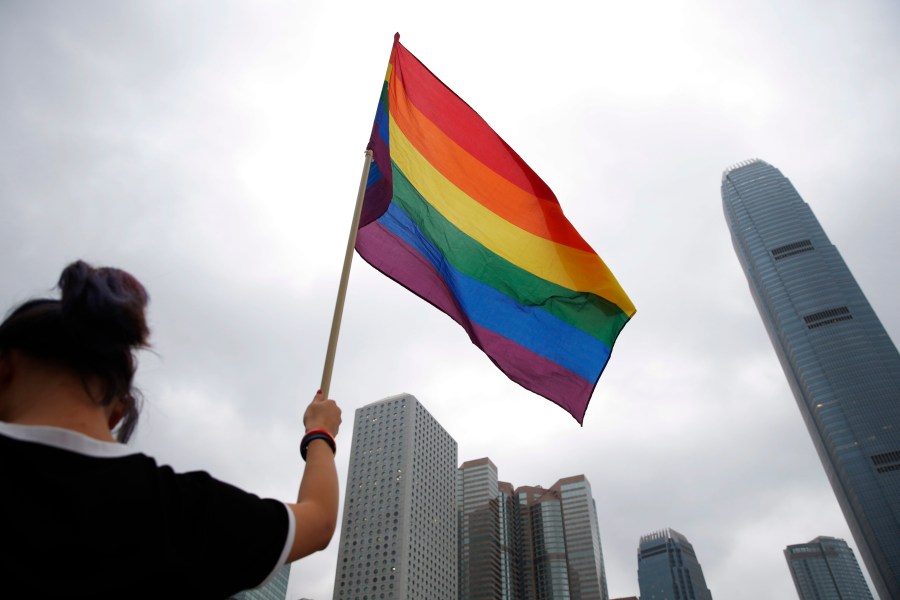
<box><xmin>394</xmin><ymin>32</ymin><xmax>400</xmax><ymax>43</ymax></box>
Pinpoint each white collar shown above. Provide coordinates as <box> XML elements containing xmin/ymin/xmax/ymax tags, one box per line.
<box><xmin>0</xmin><ymin>421</ymin><xmax>139</xmax><ymax>458</ymax></box>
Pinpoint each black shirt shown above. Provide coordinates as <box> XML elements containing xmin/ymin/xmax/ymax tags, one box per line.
<box><xmin>0</xmin><ymin>422</ymin><xmax>293</xmax><ymax>599</ymax></box>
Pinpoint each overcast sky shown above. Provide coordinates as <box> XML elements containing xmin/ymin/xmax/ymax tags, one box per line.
<box><xmin>2</xmin><ymin>1</ymin><xmax>899</xmax><ymax>598</ymax></box>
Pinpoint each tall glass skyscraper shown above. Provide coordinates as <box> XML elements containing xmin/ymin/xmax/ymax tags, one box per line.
<box><xmin>333</xmin><ymin>394</ymin><xmax>458</xmax><ymax>600</ymax></box>
<box><xmin>555</xmin><ymin>476</ymin><xmax>608</xmax><ymax>600</ymax></box>
<box><xmin>785</xmin><ymin>536</ymin><xmax>873</xmax><ymax>599</ymax></box>
<box><xmin>457</xmin><ymin>458</ymin><xmax>519</xmax><ymax>599</ymax></box>
<box><xmin>722</xmin><ymin>159</ymin><xmax>900</xmax><ymax>599</ymax></box>
<box><xmin>457</xmin><ymin>460</ymin><xmax>609</xmax><ymax>600</ymax></box>
<box><xmin>637</xmin><ymin>529</ymin><xmax>712</xmax><ymax>600</ymax></box>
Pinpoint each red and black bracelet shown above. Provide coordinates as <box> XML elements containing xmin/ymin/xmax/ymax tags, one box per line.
<box><xmin>300</xmin><ymin>429</ymin><xmax>336</xmax><ymax>461</ymax></box>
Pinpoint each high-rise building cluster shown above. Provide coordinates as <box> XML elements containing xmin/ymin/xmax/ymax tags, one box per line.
<box><xmin>458</xmin><ymin>458</ymin><xmax>609</xmax><ymax>599</ymax></box>
<box><xmin>332</xmin><ymin>393</ymin><xmax>719</xmax><ymax>600</ymax></box>
<box><xmin>329</xmin><ymin>390</ymin><xmax>879</xmax><ymax>600</ymax></box>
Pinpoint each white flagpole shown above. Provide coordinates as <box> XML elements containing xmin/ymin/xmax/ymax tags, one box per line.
<box><xmin>320</xmin><ymin>149</ymin><xmax>374</xmax><ymax>398</ymax></box>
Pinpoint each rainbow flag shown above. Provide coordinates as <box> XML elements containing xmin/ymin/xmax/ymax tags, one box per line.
<box><xmin>356</xmin><ymin>34</ymin><xmax>635</xmax><ymax>423</ymax></box>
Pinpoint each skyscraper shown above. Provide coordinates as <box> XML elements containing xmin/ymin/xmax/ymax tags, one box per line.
<box><xmin>229</xmin><ymin>564</ymin><xmax>291</xmax><ymax>600</ymax></box>
<box><xmin>333</xmin><ymin>394</ymin><xmax>458</xmax><ymax>600</ymax></box>
<box><xmin>458</xmin><ymin>459</ymin><xmax>609</xmax><ymax>600</ymax></box>
<box><xmin>458</xmin><ymin>458</ymin><xmax>518</xmax><ymax>599</ymax></box>
<box><xmin>637</xmin><ymin>529</ymin><xmax>712</xmax><ymax>600</ymax></box>
<box><xmin>722</xmin><ymin>159</ymin><xmax>900</xmax><ymax>599</ymax></box>
<box><xmin>519</xmin><ymin>485</ymin><xmax>571</xmax><ymax>600</ymax></box>
<box><xmin>785</xmin><ymin>536</ymin><xmax>873</xmax><ymax>600</ymax></box>
<box><xmin>554</xmin><ymin>476</ymin><xmax>608</xmax><ymax>600</ymax></box>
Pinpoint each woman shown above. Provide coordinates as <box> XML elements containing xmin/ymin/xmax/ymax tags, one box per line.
<box><xmin>0</xmin><ymin>260</ymin><xmax>341</xmax><ymax>597</ymax></box>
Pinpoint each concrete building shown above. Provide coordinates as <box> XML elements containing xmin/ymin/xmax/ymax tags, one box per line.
<box><xmin>333</xmin><ymin>394</ymin><xmax>458</xmax><ymax>600</ymax></box>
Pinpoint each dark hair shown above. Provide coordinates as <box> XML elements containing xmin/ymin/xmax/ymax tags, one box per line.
<box><xmin>0</xmin><ymin>260</ymin><xmax>150</xmax><ymax>442</ymax></box>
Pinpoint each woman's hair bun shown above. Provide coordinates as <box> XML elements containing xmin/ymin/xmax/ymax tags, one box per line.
<box><xmin>58</xmin><ymin>260</ymin><xmax>150</xmax><ymax>348</ymax></box>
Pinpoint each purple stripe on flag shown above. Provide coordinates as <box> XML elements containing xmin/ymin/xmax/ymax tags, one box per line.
<box><xmin>468</xmin><ymin>322</ymin><xmax>594</xmax><ymax>423</ymax></box>
<box><xmin>356</xmin><ymin>219</ymin><xmax>469</xmax><ymax>329</ymax></box>
<box><xmin>361</xmin><ymin>128</ymin><xmax>393</xmax><ymax>228</ymax></box>
<box><xmin>361</xmin><ymin>177</ymin><xmax>391</xmax><ymax>228</ymax></box>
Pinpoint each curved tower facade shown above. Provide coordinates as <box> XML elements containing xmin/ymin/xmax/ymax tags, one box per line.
<box><xmin>722</xmin><ymin>159</ymin><xmax>900</xmax><ymax>599</ymax></box>
<box><xmin>637</xmin><ymin>529</ymin><xmax>712</xmax><ymax>600</ymax></box>
<box><xmin>785</xmin><ymin>536</ymin><xmax>873</xmax><ymax>599</ymax></box>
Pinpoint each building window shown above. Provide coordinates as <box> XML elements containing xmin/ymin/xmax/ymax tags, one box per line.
<box><xmin>871</xmin><ymin>450</ymin><xmax>900</xmax><ymax>473</ymax></box>
<box><xmin>803</xmin><ymin>306</ymin><xmax>852</xmax><ymax>329</ymax></box>
<box><xmin>771</xmin><ymin>239</ymin><xmax>814</xmax><ymax>260</ymax></box>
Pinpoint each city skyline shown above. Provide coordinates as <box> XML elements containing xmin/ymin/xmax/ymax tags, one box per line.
<box><xmin>2</xmin><ymin>3</ymin><xmax>897</xmax><ymax>599</ymax></box>
<box><xmin>722</xmin><ymin>159</ymin><xmax>900</xmax><ymax>598</ymax></box>
<box><xmin>459</xmin><ymin>459</ymin><xmax>609</xmax><ymax>599</ymax></box>
<box><xmin>334</xmin><ymin>391</ymin><xmax>880</xmax><ymax>600</ymax></box>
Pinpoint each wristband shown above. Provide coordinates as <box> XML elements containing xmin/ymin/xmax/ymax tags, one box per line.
<box><xmin>301</xmin><ymin>429</ymin><xmax>336</xmax><ymax>461</ymax></box>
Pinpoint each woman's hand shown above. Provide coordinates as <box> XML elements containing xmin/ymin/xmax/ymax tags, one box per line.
<box><xmin>303</xmin><ymin>390</ymin><xmax>341</xmax><ymax>437</ymax></box>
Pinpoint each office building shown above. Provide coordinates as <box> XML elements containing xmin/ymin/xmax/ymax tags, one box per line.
<box><xmin>637</xmin><ymin>529</ymin><xmax>712</xmax><ymax>600</ymax></box>
<box><xmin>517</xmin><ymin>484</ymin><xmax>570</xmax><ymax>599</ymax></box>
<box><xmin>333</xmin><ymin>394</ymin><xmax>458</xmax><ymax>600</ymax></box>
<box><xmin>458</xmin><ymin>458</ymin><xmax>519</xmax><ymax>599</ymax></box>
<box><xmin>722</xmin><ymin>159</ymin><xmax>900</xmax><ymax>599</ymax></box>
<box><xmin>229</xmin><ymin>564</ymin><xmax>290</xmax><ymax>600</ymax></box>
<box><xmin>554</xmin><ymin>476</ymin><xmax>608</xmax><ymax>600</ymax></box>
<box><xmin>785</xmin><ymin>536</ymin><xmax>873</xmax><ymax>599</ymax></box>
<box><xmin>458</xmin><ymin>459</ymin><xmax>609</xmax><ymax>599</ymax></box>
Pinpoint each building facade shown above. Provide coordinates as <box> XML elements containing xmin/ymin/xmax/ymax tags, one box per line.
<box><xmin>333</xmin><ymin>394</ymin><xmax>458</xmax><ymax>600</ymax></box>
<box><xmin>458</xmin><ymin>458</ymin><xmax>518</xmax><ymax>599</ymax></box>
<box><xmin>229</xmin><ymin>564</ymin><xmax>291</xmax><ymax>600</ymax></box>
<box><xmin>458</xmin><ymin>459</ymin><xmax>609</xmax><ymax>600</ymax></box>
<box><xmin>722</xmin><ymin>159</ymin><xmax>900</xmax><ymax>599</ymax></box>
<box><xmin>637</xmin><ymin>529</ymin><xmax>712</xmax><ymax>600</ymax></box>
<box><xmin>555</xmin><ymin>476</ymin><xmax>608</xmax><ymax>600</ymax></box>
<box><xmin>785</xmin><ymin>536</ymin><xmax>873</xmax><ymax>599</ymax></box>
